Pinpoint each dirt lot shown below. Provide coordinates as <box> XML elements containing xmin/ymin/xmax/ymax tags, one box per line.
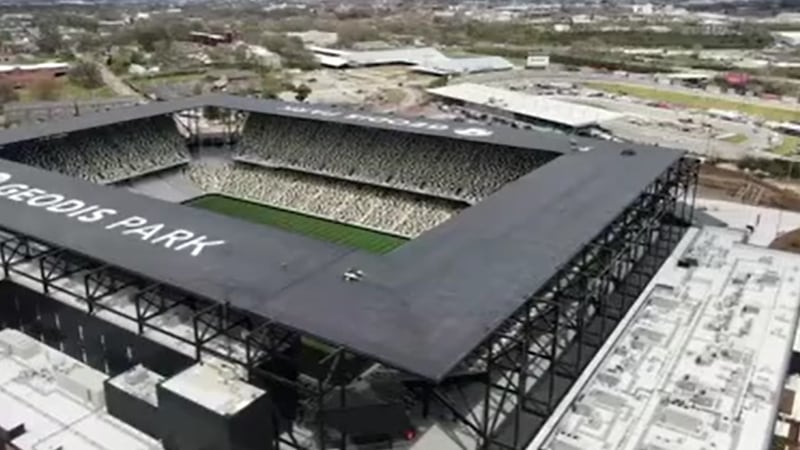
<box><xmin>699</xmin><ymin>164</ymin><xmax>800</xmax><ymax>210</ymax></box>
<box><xmin>294</xmin><ymin>66</ymin><xmax>435</xmax><ymax>110</ymax></box>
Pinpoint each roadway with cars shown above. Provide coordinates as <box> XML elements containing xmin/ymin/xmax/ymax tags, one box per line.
<box><xmin>455</xmin><ymin>68</ymin><xmax>794</xmax><ymax>160</ymax></box>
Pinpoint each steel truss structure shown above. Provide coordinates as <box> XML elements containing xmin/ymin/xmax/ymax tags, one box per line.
<box><xmin>0</xmin><ymin>155</ymin><xmax>698</xmax><ymax>450</ymax></box>
<box><xmin>413</xmin><ymin>156</ymin><xmax>699</xmax><ymax>450</ymax></box>
<box><xmin>182</xmin><ymin>107</ymin><xmax>247</xmax><ymax>149</ymax></box>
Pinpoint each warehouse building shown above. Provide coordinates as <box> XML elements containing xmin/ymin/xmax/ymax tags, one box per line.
<box><xmin>428</xmin><ymin>82</ymin><xmax>624</xmax><ymax>133</ymax></box>
<box><xmin>0</xmin><ymin>62</ymin><xmax>69</xmax><ymax>88</ymax></box>
<box><xmin>310</xmin><ymin>46</ymin><xmax>514</xmax><ymax>76</ymax></box>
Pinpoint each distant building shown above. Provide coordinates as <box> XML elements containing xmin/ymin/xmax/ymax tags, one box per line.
<box><xmin>630</xmin><ymin>3</ymin><xmax>655</xmax><ymax>15</ymax></box>
<box><xmin>309</xmin><ymin>46</ymin><xmax>513</xmax><ymax>76</ymax></box>
<box><xmin>774</xmin><ymin>31</ymin><xmax>800</xmax><ymax>47</ymax></box>
<box><xmin>98</xmin><ymin>19</ymin><xmax>129</xmax><ymax>28</ymax></box>
<box><xmin>525</xmin><ymin>55</ymin><xmax>550</xmax><ymax>70</ymax></box>
<box><xmin>0</xmin><ymin>13</ymin><xmax>32</xmax><ymax>21</ymax></box>
<box><xmin>413</xmin><ymin>56</ymin><xmax>513</xmax><ymax>76</ymax></box>
<box><xmin>0</xmin><ymin>62</ymin><xmax>69</xmax><ymax>88</ymax></box>
<box><xmin>286</xmin><ymin>30</ymin><xmax>338</xmax><ymax>47</ymax></box>
<box><xmin>188</xmin><ymin>31</ymin><xmax>234</xmax><ymax>47</ymax></box>
<box><xmin>770</xmin><ymin>13</ymin><xmax>800</xmax><ymax>23</ymax></box>
<box><xmin>699</xmin><ymin>19</ymin><xmax>732</xmax><ymax>36</ymax></box>
<box><xmin>665</xmin><ymin>72</ymin><xmax>714</xmax><ymax>88</ymax></box>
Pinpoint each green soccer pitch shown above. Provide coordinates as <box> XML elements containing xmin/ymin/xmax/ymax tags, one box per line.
<box><xmin>187</xmin><ymin>194</ymin><xmax>408</xmax><ymax>254</ymax></box>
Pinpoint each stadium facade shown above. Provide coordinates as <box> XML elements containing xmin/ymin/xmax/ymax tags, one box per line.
<box><xmin>0</xmin><ymin>94</ymin><xmax>698</xmax><ymax>450</ymax></box>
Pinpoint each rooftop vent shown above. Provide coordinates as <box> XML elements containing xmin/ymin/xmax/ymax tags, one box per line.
<box><xmin>677</xmin><ymin>257</ymin><xmax>699</xmax><ymax>268</ymax></box>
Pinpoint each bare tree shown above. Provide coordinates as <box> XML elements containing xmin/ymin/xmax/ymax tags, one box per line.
<box><xmin>294</xmin><ymin>83</ymin><xmax>311</xmax><ymax>102</ymax></box>
<box><xmin>69</xmin><ymin>61</ymin><xmax>104</xmax><ymax>90</ymax></box>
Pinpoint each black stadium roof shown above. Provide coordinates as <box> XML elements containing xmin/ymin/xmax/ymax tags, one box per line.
<box><xmin>0</xmin><ymin>94</ymin><xmax>575</xmax><ymax>155</ymax></box>
<box><xmin>0</xmin><ymin>96</ymin><xmax>685</xmax><ymax>381</ymax></box>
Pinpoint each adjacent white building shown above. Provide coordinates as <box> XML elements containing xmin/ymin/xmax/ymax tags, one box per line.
<box><xmin>428</xmin><ymin>82</ymin><xmax>624</xmax><ymax>131</ymax></box>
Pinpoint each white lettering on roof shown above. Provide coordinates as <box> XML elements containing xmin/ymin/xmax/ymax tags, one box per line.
<box><xmin>0</xmin><ymin>171</ymin><xmax>226</xmax><ymax>257</ymax></box>
<box><xmin>278</xmin><ymin>104</ymin><xmax>490</xmax><ymax>137</ymax></box>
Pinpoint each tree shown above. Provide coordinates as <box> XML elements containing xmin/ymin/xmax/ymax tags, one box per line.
<box><xmin>36</xmin><ymin>25</ymin><xmax>64</xmax><ymax>55</ymax></box>
<box><xmin>0</xmin><ymin>82</ymin><xmax>18</xmax><ymax>105</ymax></box>
<box><xmin>0</xmin><ymin>30</ymin><xmax>11</xmax><ymax>46</ymax></box>
<box><xmin>134</xmin><ymin>24</ymin><xmax>171</xmax><ymax>52</ymax></box>
<box><xmin>58</xmin><ymin>14</ymin><xmax>99</xmax><ymax>33</ymax></box>
<box><xmin>233</xmin><ymin>45</ymin><xmax>250</xmax><ymax>65</ymax></box>
<box><xmin>150</xmin><ymin>40</ymin><xmax>174</xmax><ymax>65</ymax></box>
<box><xmin>76</xmin><ymin>33</ymin><xmax>104</xmax><ymax>52</ymax></box>
<box><xmin>261</xmin><ymin>34</ymin><xmax>319</xmax><ymax>70</ymax></box>
<box><xmin>572</xmin><ymin>36</ymin><xmax>605</xmax><ymax>52</ymax></box>
<box><xmin>261</xmin><ymin>71</ymin><xmax>288</xmax><ymax>99</ymax></box>
<box><xmin>109</xmin><ymin>57</ymin><xmax>130</xmax><ymax>75</ymax></box>
<box><xmin>294</xmin><ymin>83</ymin><xmax>311</xmax><ymax>102</ymax></box>
<box><xmin>30</xmin><ymin>78</ymin><xmax>62</xmax><ymax>101</ymax></box>
<box><xmin>428</xmin><ymin>77</ymin><xmax>448</xmax><ymax>89</ymax></box>
<box><xmin>69</xmin><ymin>61</ymin><xmax>104</xmax><ymax>89</ymax></box>
<box><xmin>336</xmin><ymin>23</ymin><xmax>381</xmax><ymax>47</ymax></box>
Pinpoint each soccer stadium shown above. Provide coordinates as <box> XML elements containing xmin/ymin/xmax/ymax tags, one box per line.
<box><xmin>0</xmin><ymin>94</ymin><xmax>697</xmax><ymax>450</ymax></box>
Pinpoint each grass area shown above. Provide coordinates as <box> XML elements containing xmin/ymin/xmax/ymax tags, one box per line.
<box><xmin>17</xmin><ymin>81</ymin><xmax>115</xmax><ymax>102</ymax></box>
<box><xmin>771</xmin><ymin>436</ymin><xmax>790</xmax><ymax>450</ymax></box>
<box><xmin>61</xmin><ymin>82</ymin><xmax>115</xmax><ymax>99</ymax></box>
<box><xmin>127</xmin><ymin>72</ymin><xmax>206</xmax><ymax>88</ymax></box>
<box><xmin>381</xmin><ymin>88</ymin><xmax>407</xmax><ymax>103</ymax></box>
<box><xmin>585</xmin><ymin>81</ymin><xmax>800</xmax><ymax>122</ymax></box>
<box><xmin>720</xmin><ymin>133</ymin><xmax>748</xmax><ymax>144</ymax></box>
<box><xmin>187</xmin><ymin>194</ymin><xmax>407</xmax><ymax>254</ymax></box>
<box><xmin>771</xmin><ymin>134</ymin><xmax>800</xmax><ymax>156</ymax></box>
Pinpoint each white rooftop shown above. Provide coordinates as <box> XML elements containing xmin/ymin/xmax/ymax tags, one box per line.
<box><xmin>160</xmin><ymin>362</ymin><xmax>265</xmax><ymax>416</ymax></box>
<box><xmin>343</xmin><ymin>47</ymin><xmax>447</xmax><ymax>66</ymax></box>
<box><xmin>315</xmin><ymin>53</ymin><xmax>350</xmax><ymax>68</ymax></box>
<box><xmin>413</xmin><ymin>56</ymin><xmax>513</xmax><ymax>76</ymax></box>
<box><xmin>427</xmin><ymin>83</ymin><xmax>624</xmax><ymax>128</ymax></box>
<box><xmin>309</xmin><ymin>46</ymin><xmax>513</xmax><ymax>75</ymax></box>
<box><xmin>0</xmin><ymin>62</ymin><xmax>69</xmax><ymax>73</ymax></box>
<box><xmin>0</xmin><ymin>329</ymin><xmax>160</xmax><ymax>450</ymax></box>
<box><xmin>774</xmin><ymin>31</ymin><xmax>800</xmax><ymax>45</ymax></box>
<box><xmin>666</xmin><ymin>71</ymin><xmax>715</xmax><ymax>80</ymax></box>
<box><xmin>695</xmin><ymin>197</ymin><xmax>800</xmax><ymax>247</ymax></box>
<box><xmin>533</xmin><ymin>226</ymin><xmax>800</xmax><ymax>450</ymax></box>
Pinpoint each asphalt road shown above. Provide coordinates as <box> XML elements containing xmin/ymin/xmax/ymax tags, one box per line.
<box><xmin>98</xmin><ymin>63</ymin><xmax>142</xmax><ymax>98</ymax></box>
